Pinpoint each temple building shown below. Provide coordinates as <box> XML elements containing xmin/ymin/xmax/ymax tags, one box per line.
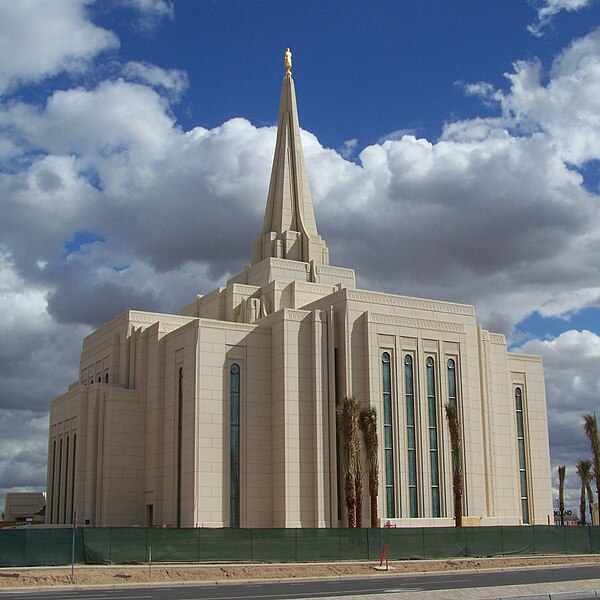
<box><xmin>46</xmin><ymin>53</ymin><xmax>552</xmax><ymax>528</ymax></box>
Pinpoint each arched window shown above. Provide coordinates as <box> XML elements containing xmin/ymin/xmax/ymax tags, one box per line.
<box><xmin>447</xmin><ymin>359</ymin><xmax>457</xmax><ymax>409</ymax></box>
<box><xmin>404</xmin><ymin>354</ymin><xmax>418</xmax><ymax>517</ymax></box>
<box><xmin>426</xmin><ymin>357</ymin><xmax>440</xmax><ymax>517</ymax></box>
<box><xmin>105</xmin><ymin>373</ymin><xmax>109</xmax><ymax>383</ymax></box>
<box><xmin>447</xmin><ymin>358</ymin><xmax>460</xmax><ymax>498</ymax></box>
<box><xmin>382</xmin><ymin>352</ymin><xmax>395</xmax><ymax>518</ymax></box>
<box><xmin>230</xmin><ymin>363</ymin><xmax>240</xmax><ymax>527</ymax></box>
<box><xmin>515</xmin><ymin>387</ymin><xmax>529</xmax><ymax>524</ymax></box>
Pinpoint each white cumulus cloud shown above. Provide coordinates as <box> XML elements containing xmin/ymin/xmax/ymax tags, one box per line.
<box><xmin>528</xmin><ymin>0</ymin><xmax>595</xmax><ymax>36</ymax></box>
<box><xmin>0</xmin><ymin>0</ymin><xmax>118</xmax><ymax>95</ymax></box>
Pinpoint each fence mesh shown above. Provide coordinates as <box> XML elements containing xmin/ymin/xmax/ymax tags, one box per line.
<box><xmin>0</xmin><ymin>525</ymin><xmax>597</xmax><ymax>567</ymax></box>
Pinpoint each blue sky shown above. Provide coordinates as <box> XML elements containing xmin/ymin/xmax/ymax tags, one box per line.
<box><xmin>1</xmin><ymin>0</ymin><xmax>600</xmax><ymax>515</ymax></box>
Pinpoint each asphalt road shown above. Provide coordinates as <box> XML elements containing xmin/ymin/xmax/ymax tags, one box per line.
<box><xmin>3</xmin><ymin>564</ymin><xmax>600</xmax><ymax>599</ymax></box>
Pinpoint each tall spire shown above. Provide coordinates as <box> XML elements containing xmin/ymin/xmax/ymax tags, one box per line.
<box><xmin>251</xmin><ymin>49</ymin><xmax>329</xmax><ymax>267</ymax></box>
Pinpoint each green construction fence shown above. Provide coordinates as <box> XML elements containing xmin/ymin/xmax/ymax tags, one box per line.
<box><xmin>1</xmin><ymin>526</ymin><xmax>600</xmax><ymax>567</ymax></box>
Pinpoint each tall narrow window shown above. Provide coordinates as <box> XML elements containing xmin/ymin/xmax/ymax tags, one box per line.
<box><xmin>230</xmin><ymin>363</ymin><xmax>240</xmax><ymax>527</ymax></box>
<box><xmin>404</xmin><ymin>354</ymin><xmax>418</xmax><ymax>517</ymax></box>
<box><xmin>50</xmin><ymin>440</ymin><xmax>56</xmax><ymax>523</ymax></box>
<box><xmin>515</xmin><ymin>387</ymin><xmax>529</xmax><ymax>524</ymax></box>
<box><xmin>64</xmin><ymin>436</ymin><xmax>69</xmax><ymax>524</ymax></box>
<box><xmin>382</xmin><ymin>352</ymin><xmax>395</xmax><ymax>518</ymax></box>
<box><xmin>447</xmin><ymin>358</ymin><xmax>459</xmax><ymax>491</ymax></box>
<box><xmin>447</xmin><ymin>359</ymin><xmax>457</xmax><ymax>409</ymax></box>
<box><xmin>426</xmin><ymin>357</ymin><xmax>441</xmax><ymax>517</ymax></box>
<box><xmin>57</xmin><ymin>438</ymin><xmax>63</xmax><ymax>524</ymax></box>
<box><xmin>176</xmin><ymin>366</ymin><xmax>183</xmax><ymax>527</ymax></box>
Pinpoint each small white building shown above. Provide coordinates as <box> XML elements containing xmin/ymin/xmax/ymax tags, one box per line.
<box><xmin>46</xmin><ymin>56</ymin><xmax>553</xmax><ymax>528</ymax></box>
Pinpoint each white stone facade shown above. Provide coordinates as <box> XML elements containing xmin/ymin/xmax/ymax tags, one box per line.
<box><xmin>46</xmin><ymin>65</ymin><xmax>553</xmax><ymax>528</ymax></box>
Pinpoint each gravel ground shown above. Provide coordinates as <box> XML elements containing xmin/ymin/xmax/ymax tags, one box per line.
<box><xmin>1</xmin><ymin>555</ymin><xmax>600</xmax><ymax>588</ymax></box>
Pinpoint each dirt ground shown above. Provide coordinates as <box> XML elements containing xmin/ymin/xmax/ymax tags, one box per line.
<box><xmin>2</xmin><ymin>555</ymin><xmax>600</xmax><ymax>588</ymax></box>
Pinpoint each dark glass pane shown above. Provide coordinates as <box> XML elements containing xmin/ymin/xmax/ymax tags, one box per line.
<box><xmin>382</xmin><ymin>352</ymin><xmax>390</xmax><ymax>363</ymax></box>
<box><xmin>404</xmin><ymin>354</ymin><xmax>412</xmax><ymax>366</ymax></box>
<box><xmin>432</xmin><ymin>488</ymin><xmax>440</xmax><ymax>517</ymax></box>
<box><xmin>522</xmin><ymin>499</ymin><xmax>530</xmax><ymax>524</ymax></box>
<box><xmin>448</xmin><ymin>371</ymin><xmax>456</xmax><ymax>398</ymax></box>
<box><xmin>230</xmin><ymin>427</ymin><xmax>239</xmax><ymax>463</ymax></box>
<box><xmin>385</xmin><ymin>450</ymin><xmax>394</xmax><ymax>485</ymax></box>
<box><xmin>429</xmin><ymin>428</ymin><xmax>437</xmax><ymax>449</ymax></box>
<box><xmin>230</xmin><ymin>394</ymin><xmax>239</xmax><ymax>425</ymax></box>
<box><xmin>406</xmin><ymin>398</ymin><xmax>414</xmax><ymax>423</ymax></box>
<box><xmin>426</xmin><ymin>356</ymin><xmax>434</xmax><ymax>367</ymax></box>
<box><xmin>520</xmin><ymin>470</ymin><xmax>528</xmax><ymax>497</ymax></box>
<box><xmin>517</xmin><ymin>414</ymin><xmax>524</xmax><ymax>438</ymax></box>
<box><xmin>408</xmin><ymin>451</ymin><xmax>416</xmax><ymax>485</ymax></box>
<box><xmin>231</xmin><ymin>363</ymin><xmax>240</xmax><ymax>375</ymax></box>
<box><xmin>386</xmin><ymin>488</ymin><xmax>395</xmax><ymax>518</ymax></box>
<box><xmin>428</xmin><ymin>399</ymin><xmax>437</xmax><ymax>427</ymax></box>
<box><xmin>384</xmin><ymin>398</ymin><xmax>392</xmax><ymax>424</ymax></box>
<box><xmin>410</xmin><ymin>489</ymin><xmax>418</xmax><ymax>518</ymax></box>
<box><xmin>405</xmin><ymin>365</ymin><xmax>413</xmax><ymax>394</ymax></box>
<box><xmin>230</xmin><ymin>498</ymin><xmax>239</xmax><ymax>527</ymax></box>
<box><xmin>427</xmin><ymin>367</ymin><xmax>434</xmax><ymax>391</ymax></box>
<box><xmin>518</xmin><ymin>439</ymin><xmax>526</xmax><ymax>466</ymax></box>
<box><xmin>231</xmin><ymin>373</ymin><xmax>239</xmax><ymax>394</ymax></box>
<box><xmin>230</xmin><ymin>469</ymin><xmax>239</xmax><ymax>496</ymax></box>
<box><xmin>447</xmin><ymin>358</ymin><xmax>455</xmax><ymax>369</ymax></box>
<box><xmin>382</xmin><ymin>364</ymin><xmax>390</xmax><ymax>390</ymax></box>
<box><xmin>384</xmin><ymin>427</ymin><xmax>392</xmax><ymax>448</ymax></box>
<box><xmin>407</xmin><ymin>427</ymin><xmax>415</xmax><ymax>449</ymax></box>
<box><xmin>430</xmin><ymin>455</ymin><xmax>439</xmax><ymax>485</ymax></box>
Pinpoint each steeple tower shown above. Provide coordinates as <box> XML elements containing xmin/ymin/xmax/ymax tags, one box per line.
<box><xmin>251</xmin><ymin>49</ymin><xmax>329</xmax><ymax>267</ymax></box>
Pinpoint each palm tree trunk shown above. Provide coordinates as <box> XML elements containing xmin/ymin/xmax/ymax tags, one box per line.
<box><xmin>355</xmin><ymin>477</ymin><xmax>363</xmax><ymax>528</ymax></box>
<box><xmin>558</xmin><ymin>466</ymin><xmax>566</xmax><ymax>526</ymax></box>
<box><xmin>369</xmin><ymin>483</ymin><xmax>378</xmax><ymax>528</ymax></box>
<box><xmin>445</xmin><ymin>403</ymin><xmax>463</xmax><ymax>527</ymax></box>
<box><xmin>454</xmin><ymin>477</ymin><xmax>463</xmax><ymax>527</ymax></box>
<box><xmin>359</xmin><ymin>406</ymin><xmax>380</xmax><ymax>528</ymax></box>
<box><xmin>345</xmin><ymin>474</ymin><xmax>356</xmax><ymax>528</ymax></box>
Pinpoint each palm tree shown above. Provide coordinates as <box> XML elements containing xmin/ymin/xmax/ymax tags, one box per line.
<box><xmin>558</xmin><ymin>465</ymin><xmax>566</xmax><ymax>526</ymax></box>
<box><xmin>445</xmin><ymin>402</ymin><xmax>463</xmax><ymax>527</ymax></box>
<box><xmin>583</xmin><ymin>414</ymin><xmax>600</xmax><ymax>509</ymax></box>
<box><xmin>576</xmin><ymin>459</ymin><xmax>593</xmax><ymax>525</ymax></box>
<box><xmin>359</xmin><ymin>406</ymin><xmax>379</xmax><ymax>528</ymax></box>
<box><xmin>338</xmin><ymin>396</ymin><xmax>360</xmax><ymax>527</ymax></box>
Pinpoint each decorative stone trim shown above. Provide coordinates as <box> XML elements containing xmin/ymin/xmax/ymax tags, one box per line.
<box><xmin>370</xmin><ymin>313</ymin><xmax>465</xmax><ymax>333</ymax></box>
<box><xmin>348</xmin><ymin>289</ymin><xmax>475</xmax><ymax>316</ymax></box>
<box><xmin>317</xmin><ymin>265</ymin><xmax>356</xmax><ymax>277</ymax></box>
<box><xmin>283</xmin><ymin>308</ymin><xmax>311</xmax><ymax>321</ymax></box>
<box><xmin>197</xmin><ymin>319</ymin><xmax>257</xmax><ymax>332</ymax></box>
<box><xmin>489</xmin><ymin>333</ymin><xmax>506</xmax><ymax>344</ymax></box>
<box><xmin>232</xmin><ymin>284</ymin><xmax>260</xmax><ymax>295</ymax></box>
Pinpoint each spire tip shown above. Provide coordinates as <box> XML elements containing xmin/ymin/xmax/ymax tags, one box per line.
<box><xmin>284</xmin><ymin>48</ymin><xmax>292</xmax><ymax>76</ymax></box>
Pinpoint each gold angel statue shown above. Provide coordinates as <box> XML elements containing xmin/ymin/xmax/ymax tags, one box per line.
<box><xmin>284</xmin><ymin>48</ymin><xmax>292</xmax><ymax>73</ymax></box>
